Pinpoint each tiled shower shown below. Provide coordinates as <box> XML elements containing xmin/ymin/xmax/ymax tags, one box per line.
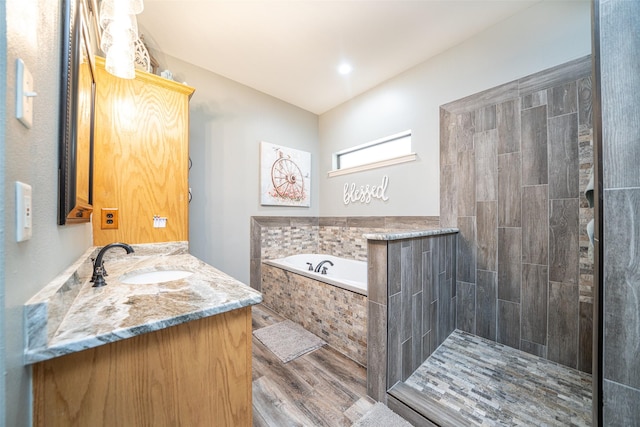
<box><xmin>439</xmin><ymin>55</ymin><xmax>594</xmax><ymax>373</ymax></box>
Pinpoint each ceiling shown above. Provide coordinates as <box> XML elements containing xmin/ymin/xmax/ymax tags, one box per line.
<box><xmin>137</xmin><ymin>0</ymin><xmax>541</xmax><ymax>115</ymax></box>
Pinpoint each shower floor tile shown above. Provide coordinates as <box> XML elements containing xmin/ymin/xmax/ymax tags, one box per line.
<box><xmin>404</xmin><ymin>330</ymin><xmax>592</xmax><ymax>426</ymax></box>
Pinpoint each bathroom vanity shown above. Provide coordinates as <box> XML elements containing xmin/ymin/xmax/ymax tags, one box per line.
<box><xmin>24</xmin><ymin>242</ymin><xmax>261</xmax><ymax>426</ymax></box>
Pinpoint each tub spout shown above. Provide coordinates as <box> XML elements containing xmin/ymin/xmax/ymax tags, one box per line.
<box><xmin>314</xmin><ymin>260</ymin><xmax>334</xmax><ymax>273</ymax></box>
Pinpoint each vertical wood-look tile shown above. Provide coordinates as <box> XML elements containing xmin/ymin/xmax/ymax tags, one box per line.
<box><xmin>603</xmin><ymin>188</ymin><xmax>640</xmax><ymax>388</ymax></box>
<box><xmin>440</xmin><ymin>107</ymin><xmax>456</xmax><ymax>166</ymax></box>
<box><xmin>522</xmin><ymin>185</ymin><xmax>549</xmax><ymax>266</ymax></box>
<box><xmin>604</xmin><ymin>380</ymin><xmax>640</xmax><ymax>426</ymax></box>
<box><xmin>423</xmin><ymin>250</ymin><xmax>433</xmax><ymax>304</ymax></box>
<box><xmin>498</xmin><ymin>227</ymin><xmax>522</xmax><ymax>303</ymax></box>
<box><xmin>498</xmin><ymin>152</ymin><xmax>522</xmax><ymax>227</ymax></box>
<box><xmin>476</xmin><ymin>129</ymin><xmax>498</xmax><ymax>202</ymax></box>
<box><xmin>520</xmin><ymin>339</ymin><xmax>547</xmax><ymax>358</ymax></box>
<box><xmin>547</xmin><ymin>81</ymin><xmax>578</xmax><ymax>118</ymax></box>
<box><xmin>521</xmin><ymin>105</ymin><xmax>548</xmax><ymax>186</ymax></box>
<box><xmin>367</xmin><ymin>300</ymin><xmax>387</xmax><ymax>401</ymax></box>
<box><xmin>411</xmin><ymin>292</ymin><xmax>423</xmax><ymax>371</ymax></box>
<box><xmin>387</xmin><ymin>293</ymin><xmax>402</xmax><ymax>387</ymax></box>
<box><xmin>548</xmin><ymin>113</ymin><xmax>579</xmax><ymax>199</ymax></box>
<box><xmin>457</xmin><ymin>150</ymin><xmax>476</xmax><ymax>217</ymax></box>
<box><xmin>476</xmin><ymin>270</ymin><xmax>497</xmax><ymax>341</ymax></box>
<box><xmin>579</xmin><ymin>301</ymin><xmax>593</xmax><ymax>374</ymax></box>
<box><xmin>368</xmin><ymin>240</ymin><xmax>389</xmax><ymax>305</ymax></box>
<box><xmin>549</xmin><ymin>198</ymin><xmax>580</xmax><ymax>285</ymax></box>
<box><xmin>457</xmin><ymin>217</ymin><xmax>477</xmax><ymax>284</ymax></box>
<box><xmin>412</xmin><ymin>239</ymin><xmax>423</xmax><ymax>295</ymax></box>
<box><xmin>497</xmin><ymin>98</ymin><xmax>521</xmax><ymax>155</ymax></box>
<box><xmin>497</xmin><ymin>299</ymin><xmax>520</xmax><ymax>348</ymax></box>
<box><xmin>456</xmin><ymin>281</ymin><xmax>476</xmax><ymax>334</ymax></box>
<box><xmin>440</xmin><ymin>164</ymin><xmax>457</xmax><ymax>227</ymax></box>
<box><xmin>430</xmin><ymin>301</ymin><xmax>438</xmax><ymax>351</ymax></box>
<box><xmin>401</xmin><ymin>243</ymin><xmax>412</xmax><ymax>343</ymax></box>
<box><xmin>437</xmin><ymin>272</ymin><xmax>450</xmax><ymax>345</ymax></box>
<box><xmin>521</xmin><ymin>263</ymin><xmax>548</xmax><ymax>346</ymax></box>
<box><xmin>521</xmin><ymin>90</ymin><xmax>547</xmax><ymax>110</ymax></box>
<box><xmin>578</xmin><ymin>76</ymin><xmax>593</xmax><ymax>130</ymax></box>
<box><xmin>401</xmin><ymin>338</ymin><xmax>413</xmax><ymax>382</ymax></box>
<box><xmin>476</xmin><ymin>104</ymin><xmax>496</xmax><ymax>132</ymax></box>
<box><xmin>548</xmin><ymin>281</ymin><xmax>579</xmax><ymax>368</ymax></box>
<box><xmin>387</xmin><ymin>241</ymin><xmax>401</xmax><ymax>299</ymax></box>
<box><xmin>455</xmin><ymin>111</ymin><xmax>476</xmax><ymax>152</ymax></box>
<box><xmin>477</xmin><ymin>201</ymin><xmax>498</xmax><ymax>272</ymax></box>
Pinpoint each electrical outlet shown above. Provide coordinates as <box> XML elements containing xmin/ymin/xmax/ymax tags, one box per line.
<box><xmin>101</xmin><ymin>208</ymin><xmax>119</xmax><ymax>229</ymax></box>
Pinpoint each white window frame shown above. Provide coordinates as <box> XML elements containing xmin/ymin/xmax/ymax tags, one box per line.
<box><xmin>328</xmin><ymin>130</ymin><xmax>417</xmax><ymax>177</ymax></box>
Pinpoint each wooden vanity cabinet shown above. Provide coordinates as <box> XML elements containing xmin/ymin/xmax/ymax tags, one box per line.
<box><xmin>32</xmin><ymin>307</ymin><xmax>253</xmax><ymax>426</ymax></box>
<box><xmin>92</xmin><ymin>57</ymin><xmax>195</xmax><ymax>246</ymax></box>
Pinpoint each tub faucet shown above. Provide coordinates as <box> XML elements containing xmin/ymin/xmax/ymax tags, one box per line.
<box><xmin>91</xmin><ymin>242</ymin><xmax>135</xmax><ymax>287</ymax></box>
<box><xmin>314</xmin><ymin>260</ymin><xmax>334</xmax><ymax>273</ymax></box>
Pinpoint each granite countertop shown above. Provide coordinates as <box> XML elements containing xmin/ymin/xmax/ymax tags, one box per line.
<box><xmin>363</xmin><ymin>227</ymin><xmax>459</xmax><ymax>241</ymax></box>
<box><xmin>24</xmin><ymin>241</ymin><xmax>262</xmax><ymax>364</ymax></box>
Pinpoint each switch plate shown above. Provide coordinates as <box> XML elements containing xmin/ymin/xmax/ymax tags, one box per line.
<box><xmin>16</xmin><ymin>59</ymin><xmax>36</xmax><ymax>128</ymax></box>
<box><xmin>16</xmin><ymin>181</ymin><xmax>33</xmax><ymax>242</ymax></box>
<box><xmin>101</xmin><ymin>208</ymin><xmax>119</xmax><ymax>229</ymax></box>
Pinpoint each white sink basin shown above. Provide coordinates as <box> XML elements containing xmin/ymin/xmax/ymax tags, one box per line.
<box><xmin>120</xmin><ymin>269</ymin><xmax>193</xmax><ymax>285</ymax></box>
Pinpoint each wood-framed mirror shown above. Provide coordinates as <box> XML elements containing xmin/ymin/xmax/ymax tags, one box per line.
<box><xmin>58</xmin><ymin>0</ymin><xmax>96</xmax><ymax>225</ymax></box>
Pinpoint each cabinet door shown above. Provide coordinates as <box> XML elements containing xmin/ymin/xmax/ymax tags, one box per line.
<box><xmin>33</xmin><ymin>307</ymin><xmax>253</xmax><ymax>427</ymax></box>
<box><xmin>93</xmin><ymin>58</ymin><xmax>195</xmax><ymax>245</ymax></box>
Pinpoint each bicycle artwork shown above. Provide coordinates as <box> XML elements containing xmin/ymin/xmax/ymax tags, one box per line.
<box><xmin>260</xmin><ymin>141</ymin><xmax>311</xmax><ymax>207</ymax></box>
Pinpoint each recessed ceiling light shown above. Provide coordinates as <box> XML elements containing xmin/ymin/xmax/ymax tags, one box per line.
<box><xmin>338</xmin><ymin>63</ymin><xmax>352</xmax><ymax>75</ymax></box>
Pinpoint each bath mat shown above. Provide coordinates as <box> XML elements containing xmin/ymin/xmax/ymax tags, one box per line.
<box><xmin>352</xmin><ymin>402</ymin><xmax>413</xmax><ymax>427</ymax></box>
<box><xmin>253</xmin><ymin>320</ymin><xmax>326</xmax><ymax>363</ymax></box>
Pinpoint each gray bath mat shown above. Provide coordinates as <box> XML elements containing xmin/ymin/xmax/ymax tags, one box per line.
<box><xmin>253</xmin><ymin>320</ymin><xmax>326</xmax><ymax>363</ymax></box>
<box><xmin>352</xmin><ymin>403</ymin><xmax>412</xmax><ymax>427</ymax></box>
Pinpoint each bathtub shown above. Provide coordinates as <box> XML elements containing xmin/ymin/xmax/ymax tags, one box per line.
<box><xmin>263</xmin><ymin>254</ymin><xmax>367</xmax><ymax>295</ymax></box>
<box><xmin>261</xmin><ymin>253</ymin><xmax>368</xmax><ymax>365</ymax></box>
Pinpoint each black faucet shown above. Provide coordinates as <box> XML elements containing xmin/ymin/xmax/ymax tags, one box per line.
<box><xmin>91</xmin><ymin>242</ymin><xmax>135</xmax><ymax>287</ymax></box>
<box><xmin>314</xmin><ymin>260</ymin><xmax>334</xmax><ymax>273</ymax></box>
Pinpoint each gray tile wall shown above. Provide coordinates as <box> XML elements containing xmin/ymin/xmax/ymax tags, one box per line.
<box><xmin>365</xmin><ymin>231</ymin><xmax>458</xmax><ymax>401</ymax></box>
<box><xmin>440</xmin><ymin>56</ymin><xmax>594</xmax><ymax>372</ymax></box>
<box><xmin>598</xmin><ymin>0</ymin><xmax>640</xmax><ymax>422</ymax></box>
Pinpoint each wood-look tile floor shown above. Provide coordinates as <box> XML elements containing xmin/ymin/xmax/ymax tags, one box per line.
<box><xmin>404</xmin><ymin>330</ymin><xmax>593</xmax><ymax>426</ymax></box>
<box><xmin>251</xmin><ymin>304</ymin><xmax>374</xmax><ymax>427</ymax></box>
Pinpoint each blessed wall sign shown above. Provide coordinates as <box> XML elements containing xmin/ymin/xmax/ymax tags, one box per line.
<box><xmin>343</xmin><ymin>175</ymin><xmax>389</xmax><ymax>205</ymax></box>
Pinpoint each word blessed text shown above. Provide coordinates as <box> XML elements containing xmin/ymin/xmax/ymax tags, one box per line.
<box><xmin>343</xmin><ymin>175</ymin><xmax>389</xmax><ymax>205</ymax></box>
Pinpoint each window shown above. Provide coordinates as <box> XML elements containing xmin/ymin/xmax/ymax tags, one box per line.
<box><xmin>329</xmin><ymin>130</ymin><xmax>416</xmax><ymax>177</ymax></box>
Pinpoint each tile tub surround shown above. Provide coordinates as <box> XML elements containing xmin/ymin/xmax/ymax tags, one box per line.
<box><xmin>440</xmin><ymin>55</ymin><xmax>594</xmax><ymax>372</ymax></box>
<box><xmin>250</xmin><ymin>216</ymin><xmax>440</xmax><ymax>291</ymax></box>
<box><xmin>261</xmin><ymin>264</ymin><xmax>367</xmax><ymax>366</ymax></box>
<box><xmin>364</xmin><ymin>229</ymin><xmax>458</xmax><ymax>403</ymax></box>
<box><xmin>24</xmin><ymin>241</ymin><xmax>262</xmax><ymax>364</ymax></box>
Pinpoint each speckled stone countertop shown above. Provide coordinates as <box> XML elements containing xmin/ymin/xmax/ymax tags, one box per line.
<box><xmin>24</xmin><ymin>241</ymin><xmax>262</xmax><ymax>364</ymax></box>
<box><xmin>363</xmin><ymin>228</ymin><xmax>459</xmax><ymax>241</ymax></box>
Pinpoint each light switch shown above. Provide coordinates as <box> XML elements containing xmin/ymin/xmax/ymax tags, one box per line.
<box><xmin>16</xmin><ymin>59</ymin><xmax>37</xmax><ymax>128</ymax></box>
<box><xmin>16</xmin><ymin>181</ymin><xmax>33</xmax><ymax>242</ymax></box>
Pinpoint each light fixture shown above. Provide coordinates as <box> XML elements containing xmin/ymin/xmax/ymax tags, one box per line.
<box><xmin>99</xmin><ymin>0</ymin><xmax>144</xmax><ymax>79</ymax></box>
<box><xmin>338</xmin><ymin>63</ymin><xmax>353</xmax><ymax>75</ymax></box>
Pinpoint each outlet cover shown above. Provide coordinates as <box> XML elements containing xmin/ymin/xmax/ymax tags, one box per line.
<box><xmin>101</xmin><ymin>208</ymin><xmax>119</xmax><ymax>229</ymax></box>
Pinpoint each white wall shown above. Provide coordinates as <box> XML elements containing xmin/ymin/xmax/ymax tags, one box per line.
<box><xmin>4</xmin><ymin>1</ymin><xmax>94</xmax><ymax>425</ymax></box>
<box><xmin>156</xmin><ymin>55</ymin><xmax>319</xmax><ymax>285</ymax></box>
<box><xmin>318</xmin><ymin>0</ymin><xmax>592</xmax><ymax>217</ymax></box>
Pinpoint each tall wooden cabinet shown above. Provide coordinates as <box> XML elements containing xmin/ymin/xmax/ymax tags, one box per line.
<box><xmin>92</xmin><ymin>57</ymin><xmax>195</xmax><ymax>245</ymax></box>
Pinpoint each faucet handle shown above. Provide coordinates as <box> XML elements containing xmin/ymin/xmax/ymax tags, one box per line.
<box><xmin>321</xmin><ymin>266</ymin><xmax>328</xmax><ymax>275</ymax></box>
<box><xmin>306</xmin><ymin>262</ymin><xmax>314</xmax><ymax>271</ymax></box>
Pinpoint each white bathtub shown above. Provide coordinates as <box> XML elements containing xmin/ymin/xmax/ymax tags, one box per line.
<box><xmin>263</xmin><ymin>254</ymin><xmax>367</xmax><ymax>295</ymax></box>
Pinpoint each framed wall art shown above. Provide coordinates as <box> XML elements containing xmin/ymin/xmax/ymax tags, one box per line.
<box><xmin>260</xmin><ymin>142</ymin><xmax>311</xmax><ymax>207</ymax></box>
